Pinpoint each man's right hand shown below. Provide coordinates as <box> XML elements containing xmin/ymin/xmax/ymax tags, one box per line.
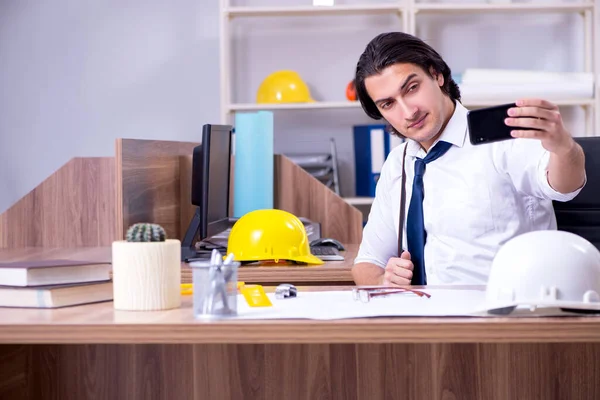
<box><xmin>381</xmin><ymin>251</ymin><xmax>414</xmax><ymax>286</ymax></box>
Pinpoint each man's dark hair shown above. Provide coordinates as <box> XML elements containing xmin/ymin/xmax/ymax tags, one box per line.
<box><xmin>355</xmin><ymin>32</ymin><xmax>461</xmax><ymax>136</ymax></box>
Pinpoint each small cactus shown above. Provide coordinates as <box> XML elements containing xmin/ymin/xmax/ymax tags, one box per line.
<box><xmin>126</xmin><ymin>223</ymin><xmax>167</xmax><ymax>242</ymax></box>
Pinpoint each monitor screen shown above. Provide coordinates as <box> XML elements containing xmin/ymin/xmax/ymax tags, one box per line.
<box><xmin>189</xmin><ymin>124</ymin><xmax>233</xmax><ymax>241</ymax></box>
<box><xmin>204</xmin><ymin>124</ymin><xmax>232</xmax><ymax>239</ymax></box>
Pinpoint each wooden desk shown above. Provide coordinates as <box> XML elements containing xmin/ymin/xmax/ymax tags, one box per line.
<box><xmin>1</xmin><ymin>287</ymin><xmax>600</xmax><ymax>399</ymax></box>
<box><xmin>0</xmin><ymin>246</ymin><xmax>357</xmax><ymax>286</ymax></box>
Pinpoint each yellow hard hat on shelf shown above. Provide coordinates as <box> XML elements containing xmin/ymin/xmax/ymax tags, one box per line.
<box><xmin>256</xmin><ymin>70</ymin><xmax>315</xmax><ymax>104</ymax></box>
<box><xmin>227</xmin><ymin>209</ymin><xmax>324</xmax><ymax>265</ymax></box>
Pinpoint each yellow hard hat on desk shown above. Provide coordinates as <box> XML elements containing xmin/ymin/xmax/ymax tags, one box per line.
<box><xmin>256</xmin><ymin>70</ymin><xmax>315</xmax><ymax>104</ymax></box>
<box><xmin>227</xmin><ymin>209</ymin><xmax>324</xmax><ymax>265</ymax></box>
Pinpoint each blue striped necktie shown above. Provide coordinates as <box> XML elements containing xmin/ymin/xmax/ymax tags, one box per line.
<box><xmin>406</xmin><ymin>140</ymin><xmax>452</xmax><ymax>285</ymax></box>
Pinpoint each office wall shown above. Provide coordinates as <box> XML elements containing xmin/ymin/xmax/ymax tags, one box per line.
<box><xmin>0</xmin><ymin>0</ymin><xmax>588</xmax><ymax>213</ymax></box>
<box><xmin>0</xmin><ymin>0</ymin><xmax>220</xmax><ymax>213</ymax></box>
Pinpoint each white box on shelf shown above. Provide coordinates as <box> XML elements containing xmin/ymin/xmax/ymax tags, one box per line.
<box><xmin>313</xmin><ymin>0</ymin><xmax>335</xmax><ymax>6</ymax></box>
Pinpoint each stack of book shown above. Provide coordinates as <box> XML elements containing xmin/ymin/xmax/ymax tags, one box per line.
<box><xmin>0</xmin><ymin>259</ymin><xmax>113</xmax><ymax>308</ymax></box>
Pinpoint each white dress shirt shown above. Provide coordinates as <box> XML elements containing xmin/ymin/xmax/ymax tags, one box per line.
<box><xmin>354</xmin><ymin>101</ymin><xmax>584</xmax><ymax>285</ymax></box>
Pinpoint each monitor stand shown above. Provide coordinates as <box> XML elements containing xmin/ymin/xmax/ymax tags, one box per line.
<box><xmin>181</xmin><ymin>248</ymin><xmax>214</xmax><ymax>262</ymax></box>
<box><xmin>181</xmin><ymin>209</ymin><xmax>233</xmax><ymax>262</ymax></box>
<box><xmin>181</xmin><ymin>207</ymin><xmax>205</xmax><ymax>262</ymax></box>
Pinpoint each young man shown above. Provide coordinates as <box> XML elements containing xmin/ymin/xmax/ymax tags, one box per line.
<box><xmin>351</xmin><ymin>32</ymin><xmax>586</xmax><ymax>286</ymax></box>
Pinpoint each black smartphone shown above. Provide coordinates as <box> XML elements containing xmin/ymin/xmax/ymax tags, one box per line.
<box><xmin>467</xmin><ymin>103</ymin><xmax>534</xmax><ymax>145</ymax></box>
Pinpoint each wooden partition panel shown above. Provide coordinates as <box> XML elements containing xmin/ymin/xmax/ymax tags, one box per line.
<box><xmin>274</xmin><ymin>155</ymin><xmax>363</xmax><ymax>244</ymax></box>
<box><xmin>0</xmin><ymin>158</ymin><xmax>116</xmax><ymax>248</ymax></box>
<box><xmin>116</xmin><ymin>139</ymin><xmax>199</xmax><ymax>241</ymax></box>
<box><xmin>0</xmin><ymin>139</ymin><xmax>362</xmax><ymax>249</ymax></box>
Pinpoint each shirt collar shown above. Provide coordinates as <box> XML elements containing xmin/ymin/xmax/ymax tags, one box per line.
<box><xmin>406</xmin><ymin>100</ymin><xmax>468</xmax><ymax>157</ymax></box>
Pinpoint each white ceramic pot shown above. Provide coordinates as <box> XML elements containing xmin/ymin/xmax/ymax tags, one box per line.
<box><xmin>112</xmin><ymin>239</ymin><xmax>181</xmax><ymax>311</ymax></box>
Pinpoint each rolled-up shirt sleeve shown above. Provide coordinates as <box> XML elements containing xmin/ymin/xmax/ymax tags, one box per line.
<box><xmin>353</xmin><ymin>146</ymin><xmax>403</xmax><ymax>269</ymax></box>
<box><xmin>496</xmin><ymin>138</ymin><xmax>585</xmax><ymax>202</ymax></box>
<box><xmin>536</xmin><ymin>149</ymin><xmax>586</xmax><ymax>202</ymax></box>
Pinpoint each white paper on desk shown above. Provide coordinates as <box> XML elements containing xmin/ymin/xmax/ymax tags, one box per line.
<box><xmin>235</xmin><ymin>289</ymin><xmax>487</xmax><ymax>320</ymax></box>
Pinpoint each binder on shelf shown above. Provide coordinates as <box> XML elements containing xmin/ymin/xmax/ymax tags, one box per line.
<box><xmin>353</xmin><ymin>124</ymin><xmax>403</xmax><ymax>198</ymax></box>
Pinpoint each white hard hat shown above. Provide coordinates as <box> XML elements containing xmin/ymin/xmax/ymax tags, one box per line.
<box><xmin>485</xmin><ymin>230</ymin><xmax>600</xmax><ymax>315</ymax></box>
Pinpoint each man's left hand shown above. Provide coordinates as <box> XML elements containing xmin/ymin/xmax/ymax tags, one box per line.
<box><xmin>505</xmin><ymin>98</ymin><xmax>576</xmax><ymax>156</ymax></box>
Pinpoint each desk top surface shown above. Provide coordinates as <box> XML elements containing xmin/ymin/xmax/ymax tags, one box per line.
<box><xmin>0</xmin><ymin>285</ymin><xmax>599</xmax><ymax>344</ymax></box>
<box><xmin>2</xmin><ymin>248</ymin><xmax>600</xmax><ymax>345</ymax></box>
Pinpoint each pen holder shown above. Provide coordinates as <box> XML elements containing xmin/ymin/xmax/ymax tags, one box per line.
<box><xmin>112</xmin><ymin>223</ymin><xmax>181</xmax><ymax>311</ymax></box>
<box><xmin>189</xmin><ymin>260</ymin><xmax>240</xmax><ymax>319</ymax></box>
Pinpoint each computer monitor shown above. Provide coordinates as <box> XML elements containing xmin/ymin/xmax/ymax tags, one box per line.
<box><xmin>181</xmin><ymin>124</ymin><xmax>233</xmax><ymax>261</ymax></box>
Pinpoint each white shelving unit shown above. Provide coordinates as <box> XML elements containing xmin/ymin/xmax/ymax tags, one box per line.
<box><xmin>229</xmin><ymin>97</ymin><xmax>595</xmax><ymax>112</ymax></box>
<box><xmin>414</xmin><ymin>2</ymin><xmax>593</xmax><ymax>12</ymax></box>
<box><xmin>219</xmin><ymin>1</ymin><xmax>408</xmax><ymax>124</ymax></box>
<box><xmin>344</xmin><ymin>196</ymin><xmax>377</xmax><ymax>206</ymax></box>
<box><xmin>227</xmin><ymin>4</ymin><xmax>403</xmax><ymax>17</ymax></box>
<box><xmin>219</xmin><ymin>0</ymin><xmax>598</xmax><ymax>204</ymax></box>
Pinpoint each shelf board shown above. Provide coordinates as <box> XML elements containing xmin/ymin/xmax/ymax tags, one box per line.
<box><xmin>228</xmin><ymin>101</ymin><xmax>362</xmax><ymax>111</ymax></box>
<box><xmin>229</xmin><ymin>98</ymin><xmax>593</xmax><ymax>112</ymax></box>
<box><xmin>344</xmin><ymin>197</ymin><xmax>375</xmax><ymax>206</ymax></box>
<box><xmin>462</xmin><ymin>98</ymin><xmax>595</xmax><ymax>107</ymax></box>
<box><xmin>415</xmin><ymin>2</ymin><xmax>594</xmax><ymax>13</ymax></box>
<box><xmin>226</xmin><ymin>4</ymin><xmax>403</xmax><ymax>18</ymax></box>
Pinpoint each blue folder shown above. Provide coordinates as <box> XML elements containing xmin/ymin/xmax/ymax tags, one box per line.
<box><xmin>353</xmin><ymin>124</ymin><xmax>398</xmax><ymax>197</ymax></box>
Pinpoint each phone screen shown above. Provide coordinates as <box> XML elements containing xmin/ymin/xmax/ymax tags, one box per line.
<box><xmin>467</xmin><ymin>103</ymin><xmax>518</xmax><ymax>145</ymax></box>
